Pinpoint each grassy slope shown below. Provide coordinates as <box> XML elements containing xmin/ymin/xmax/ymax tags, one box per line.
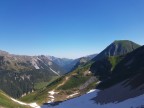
<box><xmin>58</xmin><ymin>63</ymin><xmax>92</xmax><ymax>90</ymax></box>
<box><xmin>0</xmin><ymin>90</ymin><xmax>30</xmax><ymax>108</ymax></box>
<box><xmin>108</xmin><ymin>56</ymin><xmax>124</xmax><ymax>71</ymax></box>
<box><xmin>114</xmin><ymin>40</ymin><xmax>140</xmax><ymax>51</ymax></box>
<box><xmin>20</xmin><ymin>75</ymin><xmax>62</xmax><ymax>104</ymax></box>
<box><xmin>20</xmin><ymin>77</ymin><xmax>61</xmax><ymax>104</ymax></box>
<box><xmin>20</xmin><ymin>63</ymin><xmax>97</xmax><ymax>104</ymax></box>
<box><xmin>34</xmin><ymin>76</ymin><xmax>59</xmax><ymax>90</ymax></box>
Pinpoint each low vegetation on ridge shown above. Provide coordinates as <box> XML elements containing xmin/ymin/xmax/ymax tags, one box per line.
<box><xmin>0</xmin><ymin>90</ymin><xmax>30</xmax><ymax>108</ymax></box>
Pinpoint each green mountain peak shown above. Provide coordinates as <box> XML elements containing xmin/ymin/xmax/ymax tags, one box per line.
<box><xmin>93</xmin><ymin>40</ymin><xmax>141</xmax><ymax>61</ymax></box>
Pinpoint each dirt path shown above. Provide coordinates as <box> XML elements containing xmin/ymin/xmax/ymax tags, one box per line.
<box><xmin>56</xmin><ymin>76</ymin><xmax>69</xmax><ymax>89</ymax></box>
<box><xmin>47</xmin><ymin>76</ymin><xmax>70</xmax><ymax>103</ymax></box>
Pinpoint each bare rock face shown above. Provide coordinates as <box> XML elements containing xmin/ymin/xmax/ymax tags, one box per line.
<box><xmin>79</xmin><ymin>76</ymin><xmax>97</xmax><ymax>90</ymax></box>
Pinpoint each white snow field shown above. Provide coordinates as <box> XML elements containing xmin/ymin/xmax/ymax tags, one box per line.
<box><xmin>41</xmin><ymin>89</ymin><xmax>144</xmax><ymax>108</ymax></box>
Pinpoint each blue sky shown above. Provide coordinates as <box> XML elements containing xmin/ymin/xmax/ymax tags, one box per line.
<box><xmin>0</xmin><ymin>0</ymin><xmax>144</xmax><ymax>58</ymax></box>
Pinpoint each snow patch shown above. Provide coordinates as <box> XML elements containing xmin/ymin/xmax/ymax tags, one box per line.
<box><xmin>67</xmin><ymin>93</ymin><xmax>79</xmax><ymax>98</ymax></box>
<box><xmin>49</xmin><ymin>91</ymin><xmax>55</xmax><ymax>95</ymax></box>
<box><xmin>48</xmin><ymin>91</ymin><xmax>59</xmax><ymax>103</ymax></box>
<box><xmin>87</xmin><ymin>89</ymin><xmax>96</xmax><ymax>94</ymax></box>
<box><xmin>50</xmin><ymin>68</ymin><xmax>60</xmax><ymax>76</ymax></box>
<box><xmin>48</xmin><ymin>61</ymin><xmax>53</xmax><ymax>66</ymax></box>
<box><xmin>49</xmin><ymin>95</ymin><xmax>55</xmax><ymax>99</ymax></box>
<box><xmin>31</xmin><ymin>58</ymin><xmax>40</xmax><ymax>69</ymax></box>
<box><xmin>11</xmin><ymin>98</ymin><xmax>26</xmax><ymax>105</ymax></box>
<box><xmin>96</xmin><ymin>81</ymin><xmax>101</xmax><ymax>84</ymax></box>
<box><xmin>34</xmin><ymin>65</ymin><xmax>40</xmax><ymax>69</ymax></box>
<box><xmin>88</xmin><ymin>71</ymin><xmax>91</xmax><ymax>74</ymax></box>
<box><xmin>29</xmin><ymin>103</ymin><xmax>40</xmax><ymax>108</ymax></box>
<box><xmin>10</xmin><ymin>98</ymin><xmax>40</xmax><ymax>108</ymax></box>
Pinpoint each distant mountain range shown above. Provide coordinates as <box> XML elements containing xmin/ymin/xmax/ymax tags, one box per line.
<box><xmin>0</xmin><ymin>50</ymin><xmax>97</xmax><ymax>74</ymax></box>
<box><xmin>0</xmin><ymin>49</ymin><xmax>97</xmax><ymax>98</ymax></box>
<box><xmin>47</xmin><ymin>54</ymin><xmax>97</xmax><ymax>72</ymax></box>
<box><xmin>0</xmin><ymin>51</ymin><xmax>64</xmax><ymax>74</ymax></box>
<box><xmin>69</xmin><ymin>54</ymin><xmax>97</xmax><ymax>72</ymax></box>
<box><xmin>46</xmin><ymin>56</ymin><xmax>74</xmax><ymax>72</ymax></box>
